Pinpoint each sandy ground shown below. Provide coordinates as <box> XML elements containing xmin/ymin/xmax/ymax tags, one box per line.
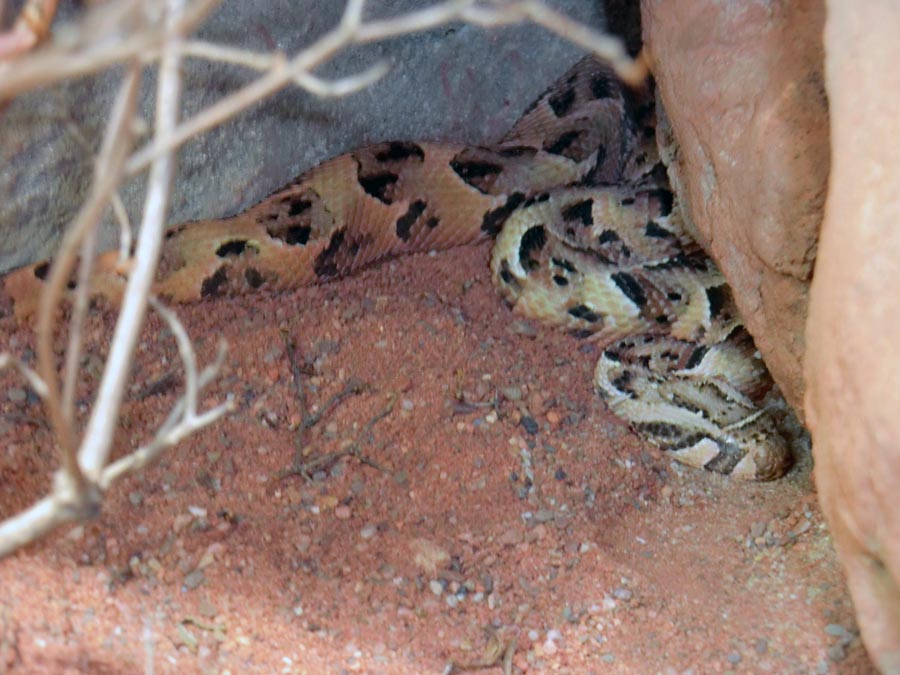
<box><xmin>0</xmin><ymin>244</ymin><xmax>876</xmax><ymax>674</ymax></box>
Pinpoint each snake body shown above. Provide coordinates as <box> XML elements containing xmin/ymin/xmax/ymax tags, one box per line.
<box><xmin>2</xmin><ymin>57</ymin><xmax>791</xmax><ymax>480</ymax></box>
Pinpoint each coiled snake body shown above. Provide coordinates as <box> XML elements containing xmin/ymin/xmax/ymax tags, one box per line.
<box><xmin>2</xmin><ymin>57</ymin><xmax>791</xmax><ymax>480</ymax></box>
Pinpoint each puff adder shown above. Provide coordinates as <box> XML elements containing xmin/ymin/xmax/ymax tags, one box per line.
<box><xmin>2</xmin><ymin>57</ymin><xmax>792</xmax><ymax>480</ymax></box>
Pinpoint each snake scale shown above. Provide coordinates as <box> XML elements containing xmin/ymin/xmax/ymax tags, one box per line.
<box><xmin>1</xmin><ymin>57</ymin><xmax>791</xmax><ymax>480</ymax></box>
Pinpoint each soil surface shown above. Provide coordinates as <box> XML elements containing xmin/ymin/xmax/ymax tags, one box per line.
<box><xmin>0</xmin><ymin>244</ymin><xmax>876</xmax><ymax>674</ymax></box>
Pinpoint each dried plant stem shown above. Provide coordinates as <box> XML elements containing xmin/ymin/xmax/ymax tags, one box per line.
<box><xmin>78</xmin><ymin>0</ymin><xmax>186</xmax><ymax>480</ymax></box>
<box><xmin>35</xmin><ymin>62</ymin><xmax>142</xmax><ymax>488</ymax></box>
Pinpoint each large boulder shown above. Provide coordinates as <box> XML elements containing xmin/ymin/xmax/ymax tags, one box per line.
<box><xmin>805</xmin><ymin>1</ymin><xmax>900</xmax><ymax>670</ymax></box>
<box><xmin>642</xmin><ymin>0</ymin><xmax>900</xmax><ymax>669</ymax></box>
<box><xmin>641</xmin><ymin>0</ymin><xmax>828</xmax><ymax>415</ymax></box>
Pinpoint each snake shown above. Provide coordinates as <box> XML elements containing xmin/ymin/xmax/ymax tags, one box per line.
<box><xmin>1</xmin><ymin>56</ymin><xmax>792</xmax><ymax>480</ymax></box>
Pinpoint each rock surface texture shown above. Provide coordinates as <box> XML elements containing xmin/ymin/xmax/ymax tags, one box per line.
<box><xmin>641</xmin><ymin>0</ymin><xmax>829</xmax><ymax>415</ymax></box>
<box><xmin>806</xmin><ymin>1</ymin><xmax>900</xmax><ymax>671</ymax></box>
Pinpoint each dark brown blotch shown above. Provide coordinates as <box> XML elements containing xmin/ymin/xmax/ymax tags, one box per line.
<box><xmin>450</xmin><ymin>157</ymin><xmax>504</xmax><ymax>192</ymax></box>
<box><xmin>551</xmin><ymin>257</ymin><xmax>576</xmax><ymax>273</ymax></box>
<box><xmin>358</xmin><ymin>171</ymin><xmax>399</xmax><ymax>204</ymax></box>
<box><xmin>645</xmin><ymin>188</ymin><xmax>675</xmax><ymax>216</ymax></box>
<box><xmin>706</xmin><ymin>285</ymin><xmax>728</xmax><ymax>319</ymax></box>
<box><xmin>200</xmin><ymin>266</ymin><xmax>229</xmax><ymax>298</ymax></box>
<box><xmin>375</xmin><ymin>141</ymin><xmax>425</xmax><ymax>162</ymax></box>
<box><xmin>580</xmin><ymin>144</ymin><xmax>609</xmax><ymax>185</ymax></box>
<box><xmin>395</xmin><ymin>200</ymin><xmax>427</xmax><ymax>241</ymax></box>
<box><xmin>216</xmin><ymin>239</ymin><xmax>256</xmax><ymax>258</ymax></box>
<box><xmin>34</xmin><ymin>261</ymin><xmax>50</xmax><ymax>280</ymax></box>
<box><xmin>498</xmin><ymin>259</ymin><xmax>516</xmax><ymax>286</ymax></box>
<box><xmin>610</xmin><ymin>369</ymin><xmax>634</xmax><ymax>394</ymax></box>
<box><xmin>313</xmin><ymin>229</ymin><xmax>346</xmax><ymax>278</ymax></box>
<box><xmin>548</xmin><ymin>87</ymin><xmax>576</xmax><ymax>117</ymax></box>
<box><xmin>645</xmin><ymin>221</ymin><xmax>673</xmax><ymax>238</ymax></box>
<box><xmin>282</xmin><ymin>196</ymin><xmax>312</xmax><ymax>217</ymax></box>
<box><xmin>568</xmin><ymin>303</ymin><xmax>600</xmax><ymax>323</ymax></box>
<box><xmin>165</xmin><ymin>224</ymin><xmax>187</xmax><ymax>240</ymax></box>
<box><xmin>544</xmin><ymin>130</ymin><xmax>581</xmax><ymax>157</ymax></box>
<box><xmin>518</xmin><ymin>225</ymin><xmax>547</xmax><ymax>271</ymax></box>
<box><xmin>245</xmin><ymin>268</ymin><xmax>266</xmax><ymax>289</ymax></box>
<box><xmin>523</xmin><ymin>192</ymin><xmax>550</xmax><ymax>207</ymax></box>
<box><xmin>685</xmin><ymin>345</ymin><xmax>710</xmax><ymax>370</ymax></box>
<box><xmin>611</xmin><ymin>271</ymin><xmax>647</xmax><ymax>307</ymax></box>
<box><xmin>267</xmin><ymin>224</ymin><xmax>311</xmax><ymax>246</ymax></box>
<box><xmin>598</xmin><ymin>229</ymin><xmax>621</xmax><ymax>244</ymax></box>
<box><xmin>496</xmin><ymin>145</ymin><xmax>537</xmax><ymax>158</ymax></box>
<box><xmin>480</xmin><ymin>192</ymin><xmax>526</xmax><ymax>236</ymax></box>
<box><xmin>561</xmin><ymin>198</ymin><xmax>594</xmax><ymax>226</ymax></box>
<box><xmin>590</xmin><ymin>73</ymin><xmax>614</xmax><ymax>99</ymax></box>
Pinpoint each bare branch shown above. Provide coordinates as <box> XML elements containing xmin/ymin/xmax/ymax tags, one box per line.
<box><xmin>0</xmin><ymin>0</ymin><xmax>222</xmax><ymax>100</ymax></box>
<box><xmin>178</xmin><ymin>40</ymin><xmax>391</xmax><ymax>97</ymax></box>
<box><xmin>77</xmin><ymin>0</ymin><xmax>187</xmax><ymax>480</ymax></box>
<box><xmin>34</xmin><ymin>62</ymin><xmax>142</xmax><ymax>488</ymax></box>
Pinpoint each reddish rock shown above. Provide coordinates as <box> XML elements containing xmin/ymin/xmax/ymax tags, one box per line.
<box><xmin>641</xmin><ymin>0</ymin><xmax>829</xmax><ymax>415</ymax></box>
<box><xmin>805</xmin><ymin>1</ymin><xmax>900</xmax><ymax>671</ymax></box>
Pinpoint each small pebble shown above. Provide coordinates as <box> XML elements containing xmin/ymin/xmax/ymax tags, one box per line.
<box><xmin>429</xmin><ymin>580</ymin><xmax>444</xmax><ymax>596</ymax></box>
<box><xmin>727</xmin><ymin>652</ymin><xmax>742</xmax><ymax>664</ymax></box>
<box><xmin>501</xmin><ymin>386</ymin><xmax>523</xmax><ymax>401</ymax></box>
<box><xmin>499</xmin><ymin>529</ymin><xmax>523</xmax><ymax>546</ymax></box>
<box><xmin>509</xmin><ymin>320</ymin><xmax>538</xmax><ymax>337</ymax></box>
<box><xmin>521</xmin><ymin>416</ymin><xmax>539</xmax><ymax>435</ymax></box>
<box><xmin>825</xmin><ymin>623</ymin><xmax>847</xmax><ymax>637</ymax></box>
<box><xmin>7</xmin><ymin>388</ymin><xmax>26</xmax><ymax>403</ymax></box>
<box><xmin>360</xmin><ymin>524</ymin><xmax>378</xmax><ymax>539</ymax></box>
<box><xmin>183</xmin><ymin>569</ymin><xmax>205</xmax><ymax>591</ymax></box>
<box><xmin>335</xmin><ymin>505</ymin><xmax>352</xmax><ymax>520</ymax></box>
<box><xmin>612</xmin><ymin>588</ymin><xmax>632</xmax><ymax>601</ymax></box>
<box><xmin>481</xmin><ymin>573</ymin><xmax>494</xmax><ymax>594</ymax></box>
<box><xmin>401</xmin><ymin>399</ymin><xmax>414</xmax><ymax>411</ymax></box>
<box><xmin>828</xmin><ymin>643</ymin><xmax>847</xmax><ymax>661</ymax></box>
